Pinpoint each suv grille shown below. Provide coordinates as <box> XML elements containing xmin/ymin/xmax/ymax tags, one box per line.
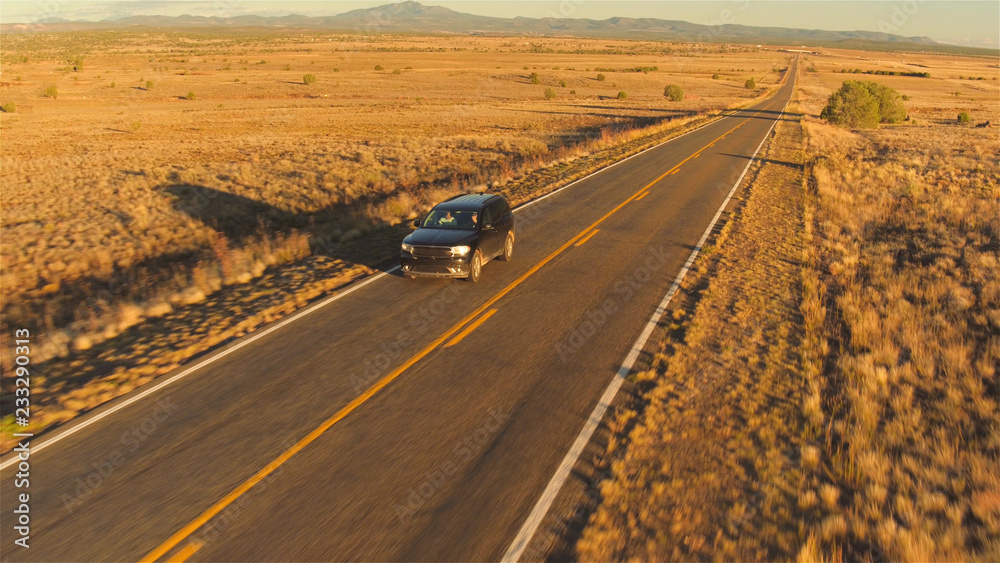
<box><xmin>411</xmin><ymin>245</ymin><xmax>455</xmax><ymax>258</ymax></box>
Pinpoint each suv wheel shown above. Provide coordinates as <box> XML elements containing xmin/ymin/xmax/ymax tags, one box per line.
<box><xmin>467</xmin><ymin>250</ymin><xmax>483</xmax><ymax>283</ymax></box>
<box><xmin>500</xmin><ymin>232</ymin><xmax>514</xmax><ymax>261</ymax></box>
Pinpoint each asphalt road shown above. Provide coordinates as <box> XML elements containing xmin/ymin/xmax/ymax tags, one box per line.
<box><xmin>1</xmin><ymin>59</ymin><xmax>796</xmax><ymax>562</ymax></box>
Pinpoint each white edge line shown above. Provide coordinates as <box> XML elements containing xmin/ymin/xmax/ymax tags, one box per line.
<box><xmin>0</xmin><ymin>106</ymin><xmax>742</xmax><ymax>470</ymax></box>
<box><xmin>501</xmin><ymin>99</ymin><xmax>788</xmax><ymax>563</ymax></box>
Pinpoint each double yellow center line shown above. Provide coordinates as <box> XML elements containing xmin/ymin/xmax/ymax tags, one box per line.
<box><xmin>140</xmin><ymin>108</ymin><xmax>762</xmax><ymax>563</ymax></box>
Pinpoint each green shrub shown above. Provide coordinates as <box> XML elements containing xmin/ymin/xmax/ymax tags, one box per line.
<box><xmin>529</xmin><ymin>72</ymin><xmax>540</xmax><ymax>84</ymax></box>
<box><xmin>596</xmin><ymin>73</ymin><xmax>606</xmax><ymax>81</ymax></box>
<box><xmin>43</xmin><ymin>85</ymin><xmax>58</xmax><ymax>99</ymax></box>
<box><xmin>712</xmin><ymin>73</ymin><xmax>720</xmax><ymax>80</ymax></box>
<box><xmin>392</xmin><ymin>69</ymin><xmax>401</xmax><ymax>75</ymax></box>
<box><xmin>544</xmin><ymin>88</ymin><xmax>556</xmax><ymax>100</ymax></box>
<box><xmin>303</xmin><ymin>73</ymin><xmax>317</xmax><ymax>85</ymax></box>
<box><xmin>185</xmin><ymin>91</ymin><xmax>196</xmax><ymax>100</ymax></box>
<box><xmin>374</xmin><ymin>64</ymin><xmax>383</xmax><ymax>71</ymax></box>
<box><xmin>617</xmin><ymin>91</ymin><xmax>627</xmax><ymax>100</ymax></box>
<box><xmin>1</xmin><ymin>102</ymin><xmax>16</xmax><ymax>113</ymax></box>
<box><xmin>820</xmin><ymin>80</ymin><xmax>907</xmax><ymax>129</ymax></box>
<box><xmin>145</xmin><ymin>80</ymin><xmax>153</xmax><ymax>90</ymax></box>
<box><xmin>957</xmin><ymin>112</ymin><xmax>970</xmax><ymax>123</ymax></box>
<box><xmin>663</xmin><ymin>84</ymin><xmax>684</xmax><ymax>102</ymax></box>
<box><xmin>559</xmin><ymin>80</ymin><xmax>566</xmax><ymax>87</ymax></box>
<box><xmin>745</xmin><ymin>77</ymin><xmax>756</xmax><ymax>89</ymax></box>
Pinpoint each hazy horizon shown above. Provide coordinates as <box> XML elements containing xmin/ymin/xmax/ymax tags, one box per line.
<box><xmin>1</xmin><ymin>1</ymin><xmax>998</xmax><ymax>49</ymax></box>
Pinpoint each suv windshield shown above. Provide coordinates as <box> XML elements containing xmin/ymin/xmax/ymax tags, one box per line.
<box><xmin>420</xmin><ymin>209</ymin><xmax>479</xmax><ymax>230</ymax></box>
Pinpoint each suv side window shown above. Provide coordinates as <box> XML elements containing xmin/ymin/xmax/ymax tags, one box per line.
<box><xmin>480</xmin><ymin>205</ymin><xmax>493</xmax><ymax>227</ymax></box>
<box><xmin>486</xmin><ymin>200</ymin><xmax>505</xmax><ymax>225</ymax></box>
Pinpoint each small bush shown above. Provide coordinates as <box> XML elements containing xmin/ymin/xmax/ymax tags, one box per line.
<box><xmin>596</xmin><ymin>73</ymin><xmax>606</xmax><ymax>81</ymax></box>
<box><xmin>303</xmin><ymin>73</ymin><xmax>317</xmax><ymax>85</ymax></box>
<box><xmin>617</xmin><ymin>91</ymin><xmax>628</xmax><ymax>100</ymax></box>
<box><xmin>559</xmin><ymin>80</ymin><xmax>566</xmax><ymax>87</ymax></box>
<box><xmin>110</xmin><ymin>80</ymin><xmax>116</xmax><ymax>88</ymax></box>
<box><xmin>544</xmin><ymin>87</ymin><xmax>556</xmax><ymax>100</ymax></box>
<box><xmin>663</xmin><ymin>84</ymin><xmax>684</xmax><ymax>102</ymax></box>
<box><xmin>145</xmin><ymin>80</ymin><xmax>153</xmax><ymax>90</ymax></box>
<box><xmin>901</xmin><ymin>94</ymin><xmax>909</xmax><ymax>101</ymax></box>
<box><xmin>820</xmin><ymin>80</ymin><xmax>906</xmax><ymax>129</ymax></box>
<box><xmin>185</xmin><ymin>91</ymin><xmax>196</xmax><ymax>100</ymax></box>
<box><xmin>374</xmin><ymin>65</ymin><xmax>383</xmax><ymax>71</ymax></box>
<box><xmin>43</xmin><ymin>85</ymin><xmax>58</xmax><ymax>99</ymax></box>
<box><xmin>569</xmin><ymin>90</ymin><xmax>577</xmax><ymax>94</ymax></box>
<box><xmin>745</xmin><ymin>77</ymin><xmax>756</xmax><ymax>89</ymax></box>
<box><xmin>529</xmin><ymin>72</ymin><xmax>540</xmax><ymax>84</ymax></box>
<box><xmin>1</xmin><ymin>102</ymin><xmax>16</xmax><ymax>113</ymax></box>
<box><xmin>957</xmin><ymin>112</ymin><xmax>970</xmax><ymax>123</ymax></box>
<box><xmin>712</xmin><ymin>73</ymin><xmax>720</xmax><ymax>80</ymax></box>
<box><xmin>131</xmin><ymin>121</ymin><xmax>142</xmax><ymax>132</ymax></box>
<box><xmin>392</xmin><ymin>69</ymin><xmax>401</xmax><ymax>75</ymax></box>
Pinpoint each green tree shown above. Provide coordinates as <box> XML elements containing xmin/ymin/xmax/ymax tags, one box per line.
<box><xmin>544</xmin><ymin>87</ymin><xmax>556</xmax><ymax>100</ymax></box>
<box><xmin>617</xmin><ymin>91</ymin><xmax>628</xmax><ymax>100</ymax></box>
<box><xmin>745</xmin><ymin>77</ymin><xmax>756</xmax><ymax>89</ymax></box>
<box><xmin>43</xmin><ymin>85</ymin><xmax>58</xmax><ymax>99</ymax></box>
<box><xmin>596</xmin><ymin>73</ymin><xmax>606</xmax><ymax>81</ymax></box>
<box><xmin>529</xmin><ymin>72</ymin><xmax>540</xmax><ymax>84</ymax></box>
<box><xmin>712</xmin><ymin>73</ymin><xmax>720</xmax><ymax>80</ymax></box>
<box><xmin>957</xmin><ymin>112</ymin><xmax>970</xmax><ymax>123</ymax></box>
<box><xmin>663</xmin><ymin>84</ymin><xmax>684</xmax><ymax>102</ymax></box>
<box><xmin>185</xmin><ymin>91</ymin><xmax>196</xmax><ymax>100</ymax></box>
<box><xmin>820</xmin><ymin>80</ymin><xmax>907</xmax><ymax>129</ymax></box>
<box><xmin>303</xmin><ymin>73</ymin><xmax>317</xmax><ymax>85</ymax></box>
<box><xmin>1</xmin><ymin>102</ymin><xmax>16</xmax><ymax>113</ymax></box>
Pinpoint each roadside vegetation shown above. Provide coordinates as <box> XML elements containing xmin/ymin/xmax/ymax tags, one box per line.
<box><xmin>574</xmin><ymin>54</ymin><xmax>999</xmax><ymax>560</ymax></box>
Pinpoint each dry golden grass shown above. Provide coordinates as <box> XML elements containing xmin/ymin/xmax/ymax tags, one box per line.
<box><xmin>0</xmin><ymin>31</ymin><xmax>788</xmax><ymax>364</ymax></box>
<box><xmin>576</xmin><ymin>50</ymin><xmax>999</xmax><ymax>561</ymax></box>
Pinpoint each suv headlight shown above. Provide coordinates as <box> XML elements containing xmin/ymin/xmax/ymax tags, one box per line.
<box><xmin>450</xmin><ymin>245</ymin><xmax>471</xmax><ymax>256</ymax></box>
<box><xmin>401</xmin><ymin>243</ymin><xmax>414</xmax><ymax>253</ymax></box>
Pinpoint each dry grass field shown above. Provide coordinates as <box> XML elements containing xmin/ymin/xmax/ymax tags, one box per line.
<box><xmin>576</xmin><ymin>50</ymin><xmax>998</xmax><ymax>560</ymax></box>
<box><xmin>0</xmin><ymin>31</ymin><xmax>789</xmax><ymax>448</ymax></box>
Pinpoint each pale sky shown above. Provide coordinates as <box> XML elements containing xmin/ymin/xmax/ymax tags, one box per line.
<box><xmin>1</xmin><ymin>1</ymin><xmax>997</xmax><ymax>49</ymax></box>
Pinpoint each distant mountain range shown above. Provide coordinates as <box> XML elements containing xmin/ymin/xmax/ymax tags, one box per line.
<box><xmin>5</xmin><ymin>1</ymin><xmax>944</xmax><ymax>48</ymax></box>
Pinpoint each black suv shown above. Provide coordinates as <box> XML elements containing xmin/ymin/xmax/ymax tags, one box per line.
<box><xmin>401</xmin><ymin>194</ymin><xmax>515</xmax><ymax>282</ymax></box>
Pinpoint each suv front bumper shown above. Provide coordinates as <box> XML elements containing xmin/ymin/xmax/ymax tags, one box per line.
<box><xmin>400</xmin><ymin>254</ymin><xmax>472</xmax><ymax>278</ymax></box>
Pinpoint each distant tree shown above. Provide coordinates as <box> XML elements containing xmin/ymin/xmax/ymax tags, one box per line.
<box><xmin>712</xmin><ymin>73</ymin><xmax>720</xmax><ymax>80</ymax></box>
<box><xmin>145</xmin><ymin>80</ymin><xmax>154</xmax><ymax>90</ymax></box>
<box><xmin>43</xmin><ymin>85</ymin><xmax>58</xmax><ymax>99</ymax></box>
<box><xmin>374</xmin><ymin>64</ymin><xmax>383</xmax><ymax>71</ymax></box>
<box><xmin>1</xmin><ymin>102</ymin><xmax>16</xmax><ymax>113</ymax></box>
<box><xmin>663</xmin><ymin>84</ymin><xmax>684</xmax><ymax>102</ymax></box>
<box><xmin>303</xmin><ymin>73</ymin><xmax>317</xmax><ymax>85</ymax></box>
<box><xmin>957</xmin><ymin>112</ymin><xmax>970</xmax><ymax>123</ymax></box>
<box><xmin>596</xmin><ymin>73</ymin><xmax>606</xmax><ymax>81</ymax></box>
<box><xmin>544</xmin><ymin>87</ymin><xmax>556</xmax><ymax>99</ymax></box>
<box><xmin>529</xmin><ymin>72</ymin><xmax>540</xmax><ymax>84</ymax></box>
<box><xmin>559</xmin><ymin>80</ymin><xmax>566</xmax><ymax>87</ymax></box>
<box><xmin>392</xmin><ymin>69</ymin><xmax>402</xmax><ymax>75</ymax></box>
<box><xmin>821</xmin><ymin>80</ymin><xmax>906</xmax><ymax>129</ymax></box>
<box><xmin>745</xmin><ymin>77</ymin><xmax>756</xmax><ymax>89</ymax></box>
<box><xmin>617</xmin><ymin>91</ymin><xmax>628</xmax><ymax>99</ymax></box>
<box><xmin>185</xmin><ymin>91</ymin><xmax>196</xmax><ymax>100</ymax></box>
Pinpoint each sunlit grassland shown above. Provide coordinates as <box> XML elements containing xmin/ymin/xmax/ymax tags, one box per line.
<box><xmin>575</xmin><ymin>49</ymin><xmax>998</xmax><ymax>561</ymax></box>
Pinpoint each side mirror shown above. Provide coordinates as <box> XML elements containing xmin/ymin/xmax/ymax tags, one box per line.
<box><xmin>413</xmin><ymin>219</ymin><xmax>421</xmax><ymax>228</ymax></box>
